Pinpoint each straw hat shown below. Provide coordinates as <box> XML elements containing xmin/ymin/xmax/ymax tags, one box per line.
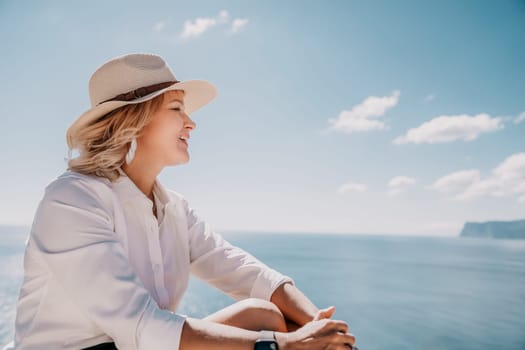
<box><xmin>65</xmin><ymin>52</ymin><xmax>217</xmax><ymax>152</ymax></box>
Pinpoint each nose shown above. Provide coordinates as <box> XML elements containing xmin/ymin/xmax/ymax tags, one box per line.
<box><xmin>183</xmin><ymin>112</ymin><xmax>196</xmax><ymax>130</ymax></box>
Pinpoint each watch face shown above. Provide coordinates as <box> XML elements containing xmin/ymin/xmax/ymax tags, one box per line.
<box><xmin>254</xmin><ymin>340</ymin><xmax>278</xmax><ymax>350</ymax></box>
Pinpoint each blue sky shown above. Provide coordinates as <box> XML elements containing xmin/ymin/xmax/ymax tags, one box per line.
<box><xmin>1</xmin><ymin>0</ymin><xmax>524</xmax><ymax>236</ymax></box>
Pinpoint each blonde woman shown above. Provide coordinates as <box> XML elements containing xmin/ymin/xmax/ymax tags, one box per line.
<box><xmin>5</xmin><ymin>53</ymin><xmax>357</xmax><ymax>350</ymax></box>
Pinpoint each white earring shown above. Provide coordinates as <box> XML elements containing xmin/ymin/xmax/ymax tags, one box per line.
<box><xmin>125</xmin><ymin>137</ymin><xmax>137</xmax><ymax>165</ymax></box>
<box><xmin>63</xmin><ymin>148</ymin><xmax>73</xmax><ymax>163</ymax></box>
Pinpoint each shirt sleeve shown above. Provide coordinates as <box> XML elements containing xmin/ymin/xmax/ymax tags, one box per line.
<box><xmin>30</xmin><ymin>176</ymin><xmax>187</xmax><ymax>350</ymax></box>
<box><xmin>182</xmin><ymin>195</ymin><xmax>295</xmax><ymax>301</ymax></box>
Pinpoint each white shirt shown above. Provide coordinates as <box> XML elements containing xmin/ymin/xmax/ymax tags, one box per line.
<box><xmin>6</xmin><ymin>168</ymin><xmax>295</xmax><ymax>350</ymax></box>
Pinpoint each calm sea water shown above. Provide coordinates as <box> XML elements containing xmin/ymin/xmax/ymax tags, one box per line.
<box><xmin>1</xmin><ymin>226</ymin><xmax>524</xmax><ymax>350</ymax></box>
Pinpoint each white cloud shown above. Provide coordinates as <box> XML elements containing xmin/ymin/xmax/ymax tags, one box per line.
<box><xmin>217</xmin><ymin>10</ymin><xmax>229</xmax><ymax>23</ymax></box>
<box><xmin>493</xmin><ymin>153</ymin><xmax>525</xmax><ymax>186</ymax></box>
<box><xmin>389</xmin><ymin>176</ymin><xmax>417</xmax><ymax>188</ymax></box>
<box><xmin>178</xmin><ymin>10</ymin><xmax>247</xmax><ymax>40</ymax></box>
<box><xmin>393</xmin><ymin>113</ymin><xmax>504</xmax><ymax>144</ymax></box>
<box><xmin>153</xmin><ymin>21</ymin><xmax>165</xmax><ymax>32</ymax></box>
<box><xmin>424</xmin><ymin>94</ymin><xmax>435</xmax><ymax>102</ymax></box>
<box><xmin>180</xmin><ymin>9</ymin><xmax>235</xmax><ymax>40</ymax></box>
<box><xmin>387</xmin><ymin>176</ymin><xmax>417</xmax><ymax>196</ymax></box>
<box><xmin>431</xmin><ymin>170</ymin><xmax>481</xmax><ymax>193</ymax></box>
<box><xmin>180</xmin><ymin>17</ymin><xmax>218</xmax><ymax>39</ymax></box>
<box><xmin>326</xmin><ymin>90</ymin><xmax>400</xmax><ymax>133</ymax></box>
<box><xmin>514</xmin><ymin>181</ymin><xmax>525</xmax><ymax>194</ymax></box>
<box><xmin>337</xmin><ymin>182</ymin><xmax>367</xmax><ymax>194</ymax></box>
<box><xmin>430</xmin><ymin>153</ymin><xmax>525</xmax><ymax>203</ymax></box>
<box><xmin>514</xmin><ymin>111</ymin><xmax>525</xmax><ymax>124</ymax></box>
<box><xmin>455</xmin><ymin>178</ymin><xmax>505</xmax><ymax>200</ymax></box>
<box><xmin>231</xmin><ymin>18</ymin><xmax>249</xmax><ymax>33</ymax></box>
<box><xmin>518</xmin><ymin>195</ymin><xmax>525</xmax><ymax>204</ymax></box>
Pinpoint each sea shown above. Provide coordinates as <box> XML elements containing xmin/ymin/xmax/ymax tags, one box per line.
<box><xmin>1</xmin><ymin>225</ymin><xmax>524</xmax><ymax>350</ymax></box>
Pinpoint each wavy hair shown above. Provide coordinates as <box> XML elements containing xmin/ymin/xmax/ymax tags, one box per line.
<box><xmin>66</xmin><ymin>90</ymin><xmax>184</xmax><ymax>182</ymax></box>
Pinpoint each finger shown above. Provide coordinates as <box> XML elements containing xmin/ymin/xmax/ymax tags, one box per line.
<box><xmin>318</xmin><ymin>340</ymin><xmax>354</xmax><ymax>350</ymax></box>
<box><xmin>321</xmin><ymin>306</ymin><xmax>336</xmax><ymax>318</ymax></box>
<box><xmin>323</xmin><ymin>305</ymin><xmax>336</xmax><ymax>314</ymax></box>
<box><xmin>329</xmin><ymin>331</ymin><xmax>356</xmax><ymax>347</ymax></box>
<box><xmin>308</xmin><ymin>332</ymin><xmax>356</xmax><ymax>350</ymax></box>
<box><xmin>314</xmin><ymin>312</ymin><xmax>334</xmax><ymax>321</ymax></box>
<box><xmin>314</xmin><ymin>306</ymin><xmax>335</xmax><ymax>321</ymax></box>
<box><xmin>323</xmin><ymin>345</ymin><xmax>350</xmax><ymax>350</ymax></box>
<box><xmin>319</xmin><ymin>319</ymin><xmax>350</xmax><ymax>335</ymax></box>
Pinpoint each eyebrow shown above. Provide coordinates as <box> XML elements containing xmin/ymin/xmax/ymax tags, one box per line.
<box><xmin>168</xmin><ymin>98</ymin><xmax>184</xmax><ymax>104</ymax></box>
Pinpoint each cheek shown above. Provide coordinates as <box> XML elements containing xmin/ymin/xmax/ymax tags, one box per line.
<box><xmin>144</xmin><ymin>119</ymin><xmax>180</xmax><ymax>150</ymax></box>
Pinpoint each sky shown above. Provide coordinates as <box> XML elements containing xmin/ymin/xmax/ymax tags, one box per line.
<box><xmin>1</xmin><ymin>0</ymin><xmax>524</xmax><ymax>236</ymax></box>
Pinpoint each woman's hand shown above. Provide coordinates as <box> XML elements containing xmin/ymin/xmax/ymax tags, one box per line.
<box><xmin>313</xmin><ymin>305</ymin><xmax>336</xmax><ymax>321</ymax></box>
<box><xmin>275</xmin><ymin>317</ymin><xmax>358</xmax><ymax>350</ymax></box>
<box><xmin>285</xmin><ymin>305</ymin><xmax>337</xmax><ymax>332</ymax></box>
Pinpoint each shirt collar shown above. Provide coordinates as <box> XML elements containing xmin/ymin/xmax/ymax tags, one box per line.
<box><xmin>113</xmin><ymin>167</ymin><xmax>173</xmax><ymax>210</ymax></box>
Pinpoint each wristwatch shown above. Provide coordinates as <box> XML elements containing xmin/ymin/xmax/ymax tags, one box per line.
<box><xmin>254</xmin><ymin>330</ymin><xmax>278</xmax><ymax>350</ymax></box>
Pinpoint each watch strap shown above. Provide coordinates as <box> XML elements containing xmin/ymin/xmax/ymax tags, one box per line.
<box><xmin>258</xmin><ymin>330</ymin><xmax>275</xmax><ymax>341</ymax></box>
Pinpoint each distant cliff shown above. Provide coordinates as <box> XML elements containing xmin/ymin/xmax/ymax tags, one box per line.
<box><xmin>460</xmin><ymin>219</ymin><xmax>525</xmax><ymax>239</ymax></box>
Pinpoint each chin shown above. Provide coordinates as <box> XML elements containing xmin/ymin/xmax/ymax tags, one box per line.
<box><xmin>169</xmin><ymin>155</ymin><xmax>190</xmax><ymax>166</ymax></box>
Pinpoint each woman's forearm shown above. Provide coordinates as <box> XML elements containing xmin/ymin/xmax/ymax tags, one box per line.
<box><xmin>178</xmin><ymin>282</ymin><xmax>320</xmax><ymax>349</ymax></box>
<box><xmin>179</xmin><ymin>317</ymin><xmax>286</xmax><ymax>350</ymax></box>
<box><xmin>270</xmin><ymin>282</ymin><xmax>319</xmax><ymax>326</ymax></box>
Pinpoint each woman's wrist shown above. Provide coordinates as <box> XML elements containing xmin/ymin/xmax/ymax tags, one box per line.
<box><xmin>274</xmin><ymin>331</ymin><xmax>290</xmax><ymax>350</ymax></box>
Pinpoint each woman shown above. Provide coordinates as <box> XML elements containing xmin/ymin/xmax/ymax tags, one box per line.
<box><xmin>5</xmin><ymin>53</ymin><xmax>357</xmax><ymax>350</ymax></box>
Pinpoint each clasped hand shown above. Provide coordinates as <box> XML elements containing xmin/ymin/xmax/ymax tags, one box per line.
<box><xmin>276</xmin><ymin>306</ymin><xmax>358</xmax><ymax>350</ymax></box>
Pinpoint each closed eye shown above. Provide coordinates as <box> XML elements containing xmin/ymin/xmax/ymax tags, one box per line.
<box><xmin>171</xmin><ymin>108</ymin><xmax>181</xmax><ymax>111</ymax></box>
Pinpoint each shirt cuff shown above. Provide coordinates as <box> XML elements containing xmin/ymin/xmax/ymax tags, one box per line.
<box><xmin>136</xmin><ymin>299</ymin><xmax>188</xmax><ymax>350</ymax></box>
<box><xmin>250</xmin><ymin>267</ymin><xmax>295</xmax><ymax>301</ymax></box>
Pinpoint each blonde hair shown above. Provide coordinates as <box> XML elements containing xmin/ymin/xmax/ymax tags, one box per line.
<box><xmin>66</xmin><ymin>90</ymin><xmax>183</xmax><ymax>182</ymax></box>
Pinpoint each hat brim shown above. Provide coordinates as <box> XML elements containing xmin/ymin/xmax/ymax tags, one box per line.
<box><xmin>66</xmin><ymin>79</ymin><xmax>217</xmax><ymax>149</ymax></box>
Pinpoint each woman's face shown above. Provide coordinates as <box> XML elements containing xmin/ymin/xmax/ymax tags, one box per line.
<box><xmin>138</xmin><ymin>89</ymin><xmax>195</xmax><ymax>167</ymax></box>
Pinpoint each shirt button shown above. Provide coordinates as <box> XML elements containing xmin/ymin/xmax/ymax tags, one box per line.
<box><xmin>153</xmin><ymin>264</ymin><xmax>161</xmax><ymax>272</ymax></box>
